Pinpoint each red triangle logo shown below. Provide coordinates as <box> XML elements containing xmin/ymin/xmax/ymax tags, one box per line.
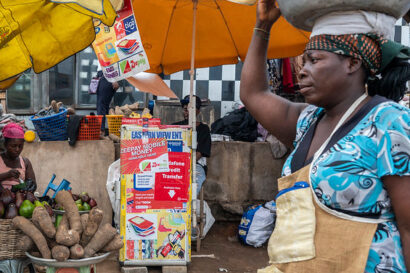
<box><xmin>145</xmin><ymin>162</ymin><xmax>151</xmax><ymax>171</ymax></box>
<box><xmin>123</xmin><ymin>61</ymin><xmax>132</xmax><ymax>74</ymax></box>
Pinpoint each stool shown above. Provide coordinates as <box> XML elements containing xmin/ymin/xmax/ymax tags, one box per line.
<box><xmin>42</xmin><ymin>174</ymin><xmax>72</xmax><ymax>198</ymax></box>
<box><xmin>0</xmin><ymin>259</ymin><xmax>32</xmax><ymax>273</ymax></box>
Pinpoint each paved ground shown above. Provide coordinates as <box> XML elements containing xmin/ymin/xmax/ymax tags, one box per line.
<box><xmin>98</xmin><ymin>221</ymin><xmax>270</xmax><ymax>273</ymax></box>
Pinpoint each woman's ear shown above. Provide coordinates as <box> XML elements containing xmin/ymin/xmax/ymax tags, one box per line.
<box><xmin>347</xmin><ymin>57</ymin><xmax>363</xmax><ymax>74</ymax></box>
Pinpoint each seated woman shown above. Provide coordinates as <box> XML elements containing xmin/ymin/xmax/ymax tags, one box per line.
<box><xmin>0</xmin><ymin>123</ymin><xmax>36</xmax><ymax>191</ymax></box>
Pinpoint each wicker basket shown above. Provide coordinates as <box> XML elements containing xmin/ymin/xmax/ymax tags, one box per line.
<box><xmin>0</xmin><ymin>219</ymin><xmax>26</xmax><ymax>260</ymax></box>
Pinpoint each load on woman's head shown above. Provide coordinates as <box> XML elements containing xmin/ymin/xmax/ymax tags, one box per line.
<box><xmin>305</xmin><ymin>11</ymin><xmax>410</xmax><ymax>102</ymax></box>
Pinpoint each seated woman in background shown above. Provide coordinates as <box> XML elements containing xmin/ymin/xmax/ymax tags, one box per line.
<box><xmin>0</xmin><ymin>123</ymin><xmax>36</xmax><ymax>191</ymax></box>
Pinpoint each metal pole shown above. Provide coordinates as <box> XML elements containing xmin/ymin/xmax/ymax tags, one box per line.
<box><xmin>190</xmin><ymin>0</ymin><xmax>198</xmax><ymax>231</ymax></box>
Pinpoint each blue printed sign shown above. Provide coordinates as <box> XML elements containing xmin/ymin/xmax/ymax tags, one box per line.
<box><xmin>123</xmin><ymin>16</ymin><xmax>137</xmax><ymax>35</ymax></box>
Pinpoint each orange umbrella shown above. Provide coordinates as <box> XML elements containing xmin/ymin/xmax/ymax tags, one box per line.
<box><xmin>126</xmin><ymin>73</ymin><xmax>178</xmax><ymax>98</ymax></box>
<box><xmin>131</xmin><ymin>0</ymin><xmax>309</xmax><ymax>229</ymax></box>
<box><xmin>133</xmin><ymin>0</ymin><xmax>309</xmax><ymax>75</ymax></box>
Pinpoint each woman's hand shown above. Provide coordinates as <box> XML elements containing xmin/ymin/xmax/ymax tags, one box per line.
<box><xmin>7</xmin><ymin>169</ymin><xmax>20</xmax><ymax>179</ymax></box>
<box><xmin>256</xmin><ymin>0</ymin><xmax>281</xmax><ymax>30</ymax></box>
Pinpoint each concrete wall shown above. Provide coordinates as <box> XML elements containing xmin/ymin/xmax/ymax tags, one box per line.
<box><xmin>21</xmin><ymin>140</ymin><xmax>115</xmax><ymax>225</ymax></box>
<box><xmin>205</xmin><ymin>142</ymin><xmax>285</xmax><ymax>220</ymax></box>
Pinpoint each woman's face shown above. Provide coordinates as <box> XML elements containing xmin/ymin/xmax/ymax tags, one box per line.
<box><xmin>298</xmin><ymin>50</ymin><xmax>351</xmax><ymax>107</ymax></box>
<box><xmin>5</xmin><ymin>139</ymin><xmax>24</xmax><ymax>159</ymax></box>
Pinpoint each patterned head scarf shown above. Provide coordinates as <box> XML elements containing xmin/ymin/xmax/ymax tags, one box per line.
<box><xmin>306</xmin><ymin>34</ymin><xmax>410</xmax><ymax>76</ymax></box>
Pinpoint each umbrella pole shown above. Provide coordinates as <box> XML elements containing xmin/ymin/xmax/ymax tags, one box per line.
<box><xmin>190</xmin><ymin>0</ymin><xmax>198</xmax><ymax>233</ymax></box>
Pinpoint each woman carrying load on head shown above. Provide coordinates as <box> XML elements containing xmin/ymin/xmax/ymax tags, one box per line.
<box><xmin>0</xmin><ymin>123</ymin><xmax>36</xmax><ymax>191</ymax></box>
<box><xmin>240</xmin><ymin>0</ymin><xmax>410</xmax><ymax>272</ymax></box>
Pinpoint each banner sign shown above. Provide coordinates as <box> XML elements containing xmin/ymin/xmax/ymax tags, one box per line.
<box><xmin>92</xmin><ymin>0</ymin><xmax>149</xmax><ymax>82</ymax></box>
<box><xmin>120</xmin><ymin>125</ymin><xmax>192</xmax><ymax>264</ymax></box>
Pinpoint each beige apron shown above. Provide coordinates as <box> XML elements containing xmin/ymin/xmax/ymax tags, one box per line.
<box><xmin>259</xmin><ymin>165</ymin><xmax>378</xmax><ymax>273</ymax></box>
<box><xmin>259</xmin><ymin>94</ymin><xmax>383</xmax><ymax>273</ymax></box>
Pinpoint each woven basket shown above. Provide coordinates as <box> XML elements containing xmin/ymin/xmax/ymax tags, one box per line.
<box><xmin>0</xmin><ymin>219</ymin><xmax>26</xmax><ymax>260</ymax></box>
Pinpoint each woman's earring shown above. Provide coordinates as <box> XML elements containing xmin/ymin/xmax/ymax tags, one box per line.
<box><xmin>365</xmin><ymin>83</ymin><xmax>369</xmax><ymax>94</ymax></box>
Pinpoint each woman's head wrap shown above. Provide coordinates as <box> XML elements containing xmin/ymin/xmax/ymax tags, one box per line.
<box><xmin>306</xmin><ymin>33</ymin><xmax>410</xmax><ymax>76</ymax></box>
<box><xmin>2</xmin><ymin>123</ymin><xmax>24</xmax><ymax>139</ymax></box>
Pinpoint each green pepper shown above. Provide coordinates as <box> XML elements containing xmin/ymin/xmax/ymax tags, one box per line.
<box><xmin>82</xmin><ymin>202</ymin><xmax>91</xmax><ymax>211</ymax></box>
<box><xmin>76</xmin><ymin>203</ymin><xmax>84</xmax><ymax>211</ymax></box>
<box><xmin>34</xmin><ymin>200</ymin><xmax>44</xmax><ymax>207</ymax></box>
<box><xmin>19</xmin><ymin>200</ymin><xmax>35</xmax><ymax>218</ymax></box>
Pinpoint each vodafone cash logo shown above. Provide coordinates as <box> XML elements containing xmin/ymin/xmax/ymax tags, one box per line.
<box><xmin>114</xmin><ymin>21</ymin><xmax>126</xmax><ymax>40</ymax></box>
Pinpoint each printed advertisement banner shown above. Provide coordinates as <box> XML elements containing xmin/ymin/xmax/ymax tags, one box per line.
<box><xmin>92</xmin><ymin>0</ymin><xmax>150</xmax><ymax>82</ymax></box>
<box><xmin>124</xmin><ymin>210</ymin><xmax>188</xmax><ymax>261</ymax></box>
<box><xmin>121</xmin><ymin>138</ymin><xmax>169</xmax><ymax>174</ymax></box>
<box><xmin>120</xmin><ymin>125</ymin><xmax>192</xmax><ymax>264</ymax></box>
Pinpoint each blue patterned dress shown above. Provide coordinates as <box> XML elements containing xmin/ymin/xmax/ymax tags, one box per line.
<box><xmin>282</xmin><ymin>95</ymin><xmax>410</xmax><ymax>273</ymax></box>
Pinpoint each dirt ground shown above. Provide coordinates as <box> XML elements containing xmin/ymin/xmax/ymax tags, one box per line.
<box><xmin>98</xmin><ymin>221</ymin><xmax>270</xmax><ymax>273</ymax></box>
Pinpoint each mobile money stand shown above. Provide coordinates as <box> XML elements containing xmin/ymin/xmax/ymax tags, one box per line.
<box><xmin>119</xmin><ymin>119</ymin><xmax>192</xmax><ymax>266</ymax></box>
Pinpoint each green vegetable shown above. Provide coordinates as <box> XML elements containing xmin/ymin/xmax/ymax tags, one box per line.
<box><xmin>34</xmin><ymin>200</ymin><xmax>44</xmax><ymax>207</ymax></box>
<box><xmin>11</xmin><ymin>182</ymin><xmax>26</xmax><ymax>191</ymax></box>
<box><xmin>42</xmin><ymin>201</ymin><xmax>50</xmax><ymax>207</ymax></box>
<box><xmin>75</xmin><ymin>199</ymin><xmax>82</xmax><ymax>205</ymax></box>
<box><xmin>55</xmin><ymin>214</ymin><xmax>63</xmax><ymax>228</ymax></box>
<box><xmin>82</xmin><ymin>202</ymin><xmax>91</xmax><ymax>211</ymax></box>
<box><xmin>19</xmin><ymin>200</ymin><xmax>35</xmax><ymax>218</ymax></box>
<box><xmin>76</xmin><ymin>203</ymin><xmax>84</xmax><ymax>211</ymax></box>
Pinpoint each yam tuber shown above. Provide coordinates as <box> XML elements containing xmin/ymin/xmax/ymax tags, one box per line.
<box><xmin>80</xmin><ymin>214</ymin><xmax>89</xmax><ymax>231</ymax></box>
<box><xmin>56</xmin><ymin>214</ymin><xmax>80</xmax><ymax>247</ymax></box>
<box><xmin>102</xmin><ymin>234</ymin><xmax>124</xmax><ymax>252</ymax></box>
<box><xmin>51</xmin><ymin>245</ymin><xmax>70</xmax><ymax>262</ymax></box>
<box><xmin>70</xmin><ymin>243</ymin><xmax>85</xmax><ymax>259</ymax></box>
<box><xmin>12</xmin><ymin>216</ymin><xmax>51</xmax><ymax>259</ymax></box>
<box><xmin>17</xmin><ymin>235</ymin><xmax>34</xmax><ymax>252</ymax></box>
<box><xmin>55</xmin><ymin>191</ymin><xmax>82</xmax><ymax>234</ymax></box>
<box><xmin>84</xmin><ymin>223</ymin><xmax>117</xmax><ymax>257</ymax></box>
<box><xmin>80</xmin><ymin>207</ymin><xmax>103</xmax><ymax>246</ymax></box>
<box><xmin>32</xmin><ymin>206</ymin><xmax>56</xmax><ymax>239</ymax></box>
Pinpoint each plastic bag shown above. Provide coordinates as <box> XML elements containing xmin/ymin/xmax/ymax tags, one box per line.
<box><xmin>106</xmin><ymin>159</ymin><xmax>121</xmax><ymax>229</ymax></box>
<box><xmin>89</xmin><ymin>77</ymin><xmax>100</xmax><ymax>94</ymax></box>
<box><xmin>192</xmin><ymin>200</ymin><xmax>215</xmax><ymax>240</ymax></box>
<box><xmin>238</xmin><ymin>201</ymin><xmax>276</xmax><ymax>247</ymax></box>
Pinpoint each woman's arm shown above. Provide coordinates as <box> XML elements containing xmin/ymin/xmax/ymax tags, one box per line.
<box><xmin>383</xmin><ymin>175</ymin><xmax>410</xmax><ymax>271</ymax></box>
<box><xmin>0</xmin><ymin>169</ymin><xmax>20</xmax><ymax>182</ymax></box>
<box><xmin>240</xmin><ymin>0</ymin><xmax>307</xmax><ymax>147</ymax></box>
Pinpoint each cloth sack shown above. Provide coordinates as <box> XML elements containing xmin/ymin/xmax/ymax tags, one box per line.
<box><xmin>238</xmin><ymin>201</ymin><xmax>277</xmax><ymax>247</ymax></box>
<box><xmin>259</xmin><ymin>165</ymin><xmax>378</xmax><ymax>273</ymax></box>
<box><xmin>211</xmin><ymin>107</ymin><xmax>258</xmax><ymax>142</ymax></box>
